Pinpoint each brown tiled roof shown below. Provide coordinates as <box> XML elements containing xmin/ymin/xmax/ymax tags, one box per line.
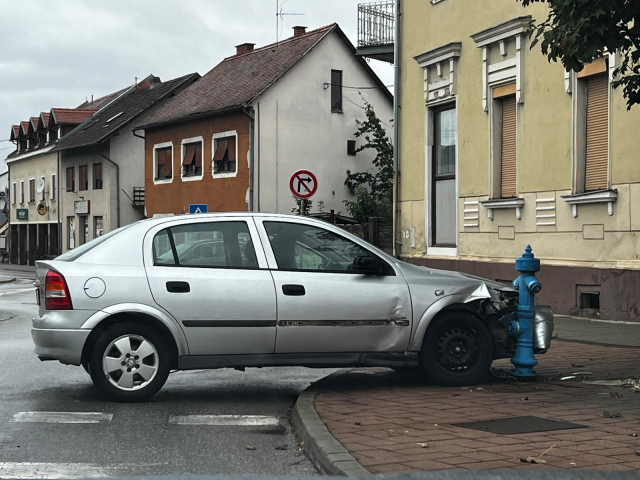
<box><xmin>39</xmin><ymin>112</ymin><xmax>51</xmax><ymax>129</ymax></box>
<box><xmin>11</xmin><ymin>125</ymin><xmax>20</xmax><ymax>139</ymax></box>
<box><xmin>142</xmin><ymin>24</ymin><xmax>337</xmax><ymax>128</ymax></box>
<box><xmin>29</xmin><ymin>117</ymin><xmax>39</xmax><ymax>130</ymax></box>
<box><xmin>53</xmin><ymin>73</ymin><xmax>199</xmax><ymax>152</ymax></box>
<box><xmin>20</xmin><ymin>121</ymin><xmax>29</xmax><ymax>134</ymax></box>
<box><xmin>50</xmin><ymin>108</ymin><xmax>96</xmax><ymax>125</ymax></box>
<box><xmin>76</xmin><ymin>86</ymin><xmax>131</xmax><ymax>111</ymax></box>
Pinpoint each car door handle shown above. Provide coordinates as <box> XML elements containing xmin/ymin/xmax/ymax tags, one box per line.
<box><xmin>282</xmin><ymin>284</ymin><xmax>305</xmax><ymax>296</ymax></box>
<box><xmin>166</xmin><ymin>281</ymin><xmax>190</xmax><ymax>293</ymax></box>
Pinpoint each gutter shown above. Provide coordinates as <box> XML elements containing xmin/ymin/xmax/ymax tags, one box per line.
<box><xmin>92</xmin><ymin>146</ymin><xmax>120</xmax><ymax>228</ymax></box>
<box><xmin>393</xmin><ymin>0</ymin><xmax>401</xmax><ymax>258</ymax></box>
<box><xmin>242</xmin><ymin>105</ymin><xmax>256</xmax><ymax>212</ymax></box>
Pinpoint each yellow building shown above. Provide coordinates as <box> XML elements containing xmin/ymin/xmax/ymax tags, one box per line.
<box><xmin>359</xmin><ymin>0</ymin><xmax>640</xmax><ymax>320</ymax></box>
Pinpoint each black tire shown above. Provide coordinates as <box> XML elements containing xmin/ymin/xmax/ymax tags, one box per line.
<box><xmin>88</xmin><ymin>322</ymin><xmax>171</xmax><ymax>402</ymax></box>
<box><xmin>421</xmin><ymin>311</ymin><xmax>493</xmax><ymax>386</ymax></box>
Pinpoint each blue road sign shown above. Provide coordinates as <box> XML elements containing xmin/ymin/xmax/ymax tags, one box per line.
<box><xmin>189</xmin><ymin>204</ymin><xmax>208</xmax><ymax>214</ymax></box>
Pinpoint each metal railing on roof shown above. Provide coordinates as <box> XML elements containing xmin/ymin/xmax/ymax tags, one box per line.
<box><xmin>357</xmin><ymin>1</ymin><xmax>395</xmax><ymax>48</ymax></box>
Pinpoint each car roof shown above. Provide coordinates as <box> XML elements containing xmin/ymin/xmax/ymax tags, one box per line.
<box><xmin>143</xmin><ymin>212</ymin><xmax>331</xmax><ymax>227</ymax></box>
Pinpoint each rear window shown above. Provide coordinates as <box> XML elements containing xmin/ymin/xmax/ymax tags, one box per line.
<box><xmin>55</xmin><ymin>224</ymin><xmax>133</xmax><ymax>262</ymax></box>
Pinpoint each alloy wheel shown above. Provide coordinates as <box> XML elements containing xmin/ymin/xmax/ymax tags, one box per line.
<box><xmin>102</xmin><ymin>334</ymin><xmax>159</xmax><ymax>391</ymax></box>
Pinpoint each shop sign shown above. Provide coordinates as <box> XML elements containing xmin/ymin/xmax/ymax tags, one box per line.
<box><xmin>16</xmin><ymin>209</ymin><xmax>28</xmax><ymax>221</ymax></box>
<box><xmin>74</xmin><ymin>200</ymin><xmax>90</xmax><ymax>215</ymax></box>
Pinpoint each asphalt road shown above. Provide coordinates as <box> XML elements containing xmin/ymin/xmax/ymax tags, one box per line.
<box><xmin>0</xmin><ymin>272</ymin><xmax>335</xmax><ymax>478</ymax></box>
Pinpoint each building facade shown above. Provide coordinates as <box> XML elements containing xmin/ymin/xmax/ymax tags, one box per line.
<box><xmin>139</xmin><ymin>24</ymin><xmax>393</xmax><ymax>218</ymax></box>
<box><xmin>4</xmin><ymin>109</ymin><xmax>96</xmax><ymax>264</ymax></box>
<box><xmin>395</xmin><ymin>0</ymin><xmax>640</xmax><ymax>320</ymax></box>
<box><xmin>54</xmin><ymin>74</ymin><xmax>198</xmax><ymax>252</ymax></box>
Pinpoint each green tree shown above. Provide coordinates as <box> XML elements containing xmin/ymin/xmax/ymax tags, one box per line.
<box><xmin>291</xmin><ymin>195</ymin><xmax>312</xmax><ymax>215</ymax></box>
<box><xmin>517</xmin><ymin>0</ymin><xmax>640</xmax><ymax>109</ymax></box>
<box><xmin>344</xmin><ymin>102</ymin><xmax>393</xmax><ymax>223</ymax></box>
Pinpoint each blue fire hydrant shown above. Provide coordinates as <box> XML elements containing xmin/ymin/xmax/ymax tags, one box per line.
<box><xmin>508</xmin><ymin>245</ymin><xmax>542</xmax><ymax>379</ymax></box>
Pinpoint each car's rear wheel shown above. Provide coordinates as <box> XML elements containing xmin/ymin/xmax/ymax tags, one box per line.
<box><xmin>88</xmin><ymin>322</ymin><xmax>170</xmax><ymax>402</ymax></box>
<box><xmin>421</xmin><ymin>311</ymin><xmax>493</xmax><ymax>386</ymax></box>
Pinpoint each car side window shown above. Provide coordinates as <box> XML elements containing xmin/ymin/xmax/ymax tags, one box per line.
<box><xmin>152</xmin><ymin>221</ymin><xmax>258</xmax><ymax>268</ymax></box>
<box><xmin>263</xmin><ymin>221</ymin><xmax>388</xmax><ymax>273</ymax></box>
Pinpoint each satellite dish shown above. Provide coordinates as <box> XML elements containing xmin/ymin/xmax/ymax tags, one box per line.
<box><xmin>36</xmin><ymin>180</ymin><xmax>45</xmax><ymax>194</ymax></box>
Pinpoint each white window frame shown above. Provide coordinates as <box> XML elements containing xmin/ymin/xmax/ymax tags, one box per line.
<box><xmin>180</xmin><ymin>136</ymin><xmax>204</xmax><ymax>183</ymax></box>
<box><xmin>212</xmin><ymin>130</ymin><xmax>239</xmax><ymax>179</ymax></box>
<box><xmin>153</xmin><ymin>141</ymin><xmax>174</xmax><ymax>185</ymax></box>
<box><xmin>12</xmin><ymin>182</ymin><xmax>16</xmax><ymax>205</ymax></box>
<box><xmin>51</xmin><ymin>173</ymin><xmax>56</xmax><ymax>200</ymax></box>
<box><xmin>424</xmin><ymin>99</ymin><xmax>459</xmax><ymax>257</ymax></box>
<box><xmin>40</xmin><ymin>175</ymin><xmax>46</xmax><ymax>201</ymax></box>
<box><xmin>20</xmin><ymin>180</ymin><xmax>25</xmax><ymax>204</ymax></box>
<box><xmin>28</xmin><ymin>177</ymin><xmax>36</xmax><ymax>203</ymax></box>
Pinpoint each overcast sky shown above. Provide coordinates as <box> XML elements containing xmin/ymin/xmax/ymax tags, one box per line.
<box><xmin>0</xmin><ymin>0</ymin><xmax>394</xmax><ymax>174</ymax></box>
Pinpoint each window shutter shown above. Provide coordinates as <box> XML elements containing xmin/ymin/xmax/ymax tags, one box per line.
<box><xmin>500</xmin><ymin>96</ymin><xmax>517</xmax><ymax>198</ymax></box>
<box><xmin>183</xmin><ymin>144</ymin><xmax>196</xmax><ymax>166</ymax></box>
<box><xmin>213</xmin><ymin>140</ymin><xmax>228</xmax><ymax>161</ymax></box>
<box><xmin>585</xmin><ymin>74</ymin><xmax>609</xmax><ymax>191</ymax></box>
<box><xmin>194</xmin><ymin>142</ymin><xmax>202</xmax><ymax>168</ymax></box>
<box><xmin>227</xmin><ymin>138</ymin><xmax>236</xmax><ymax>161</ymax></box>
<box><xmin>157</xmin><ymin>149</ymin><xmax>166</xmax><ymax>169</ymax></box>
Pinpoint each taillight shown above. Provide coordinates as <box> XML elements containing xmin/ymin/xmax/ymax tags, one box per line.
<box><xmin>45</xmin><ymin>270</ymin><xmax>73</xmax><ymax>310</ymax></box>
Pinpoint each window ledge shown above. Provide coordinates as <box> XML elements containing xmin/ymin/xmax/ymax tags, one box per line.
<box><xmin>480</xmin><ymin>197</ymin><xmax>525</xmax><ymax>220</ymax></box>
<box><xmin>561</xmin><ymin>189</ymin><xmax>617</xmax><ymax>217</ymax></box>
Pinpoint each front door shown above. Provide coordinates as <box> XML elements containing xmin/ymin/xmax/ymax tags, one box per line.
<box><xmin>144</xmin><ymin>218</ymin><xmax>277</xmax><ymax>356</ymax></box>
<box><xmin>255</xmin><ymin>218</ymin><xmax>412</xmax><ymax>354</ymax></box>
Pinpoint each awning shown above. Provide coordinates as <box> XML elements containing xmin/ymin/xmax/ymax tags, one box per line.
<box><xmin>0</xmin><ymin>222</ymin><xmax>8</xmax><ymax>236</ymax></box>
<box><xmin>213</xmin><ymin>140</ymin><xmax>228</xmax><ymax>162</ymax></box>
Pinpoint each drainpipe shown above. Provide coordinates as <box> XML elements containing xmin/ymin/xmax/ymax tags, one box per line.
<box><xmin>256</xmin><ymin>102</ymin><xmax>261</xmax><ymax>212</ymax></box>
<box><xmin>242</xmin><ymin>105</ymin><xmax>256</xmax><ymax>212</ymax></box>
<box><xmin>392</xmin><ymin>0</ymin><xmax>401</xmax><ymax>258</ymax></box>
<box><xmin>93</xmin><ymin>146</ymin><xmax>120</xmax><ymax>228</ymax></box>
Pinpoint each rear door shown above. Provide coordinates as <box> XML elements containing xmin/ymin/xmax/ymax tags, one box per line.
<box><xmin>255</xmin><ymin>218</ymin><xmax>412</xmax><ymax>354</ymax></box>
<box><xmin>144</xmin><ymin>217</ymin><xmax>277</xmax><ymax>356</ymax></box>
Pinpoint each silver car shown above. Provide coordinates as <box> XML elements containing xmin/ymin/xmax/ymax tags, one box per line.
<box><xmin>33</xmin><ymin>213</ymin><xmax>550</xmax><ymax>402</ymax></box>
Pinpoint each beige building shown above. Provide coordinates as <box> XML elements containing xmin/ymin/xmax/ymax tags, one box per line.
<box><xmin>387</xmin><ymin>0</ymin><xmax>640</xmax><ymax>320</ymax></box>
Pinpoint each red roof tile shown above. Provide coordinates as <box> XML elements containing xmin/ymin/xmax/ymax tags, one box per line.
<box><xmin>50</xmin><ymin>108</ymin><xmax>96</xmax><ymax>125</ymax></box>
<box><xmin>39</xmin><ymin>112</ymin><xmax>51</xmax><ymax>129</ymax></box>
<box><xmin>11</xmin><ymin>125</ymin><xmax>20</xmax><ymax>139</ymax></box>
<box><xmin>20</xmin><ymin>121</ymin><xmax>29</xmax><ymax>134</ymax></box>
<box><xmin>142</xmin><ymin>24</ymin><xmax>336</xmax><ymax>127</ymax></box>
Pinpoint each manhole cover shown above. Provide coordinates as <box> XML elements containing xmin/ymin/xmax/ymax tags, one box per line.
<box><xmin>453</xmin><ymin>415</ymin><xmax>587</xmax><ymax>435</ymax></box>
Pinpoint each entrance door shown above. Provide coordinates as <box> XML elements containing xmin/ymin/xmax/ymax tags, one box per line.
<box><xmin>256</xmin><ymin>219</ymin><xmax>412</xmax><ymax>354</ymax></box>
<box><xmin>144</xmin><ymin>218</ymin><xmax>277</xmax><ymax>356</ymax></box>
<box><xmin>432</xmin><ymin>106</ymin><xmax>457</xmax><ymax>247</ymax></box>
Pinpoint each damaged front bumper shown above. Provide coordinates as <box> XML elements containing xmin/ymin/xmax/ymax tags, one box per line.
<box><xmin>533</xmin><ymin>305</ymin><xmax>554</xmax><ymax>353</ymax></box>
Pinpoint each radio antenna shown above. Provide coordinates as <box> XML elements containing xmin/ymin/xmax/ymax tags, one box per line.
<box><xmin>276</xmin><ymin>0</ymin><xmax>304</xmax><ymax>45</ymax></box>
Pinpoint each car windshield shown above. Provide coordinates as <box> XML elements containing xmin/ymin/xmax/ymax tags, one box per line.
<box><xmin>55</xmin><ymin>224</ymin><xmax>133</xmax><ymax>262</ymax></box>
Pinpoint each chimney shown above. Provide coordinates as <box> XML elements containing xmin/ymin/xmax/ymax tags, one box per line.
<box><xmin>236</xmin><ymin>43</ymin><xmax>255</xmax><ymax>55</ymax></box>
<box><xmin>137</xmin><ymin>75</ymin><xmax>161</xmax><ymax>90</ymax></box>
<box><xmin>293</xmin><ymin>26</ymin><xmax>307</xmax><ymax>37</ymax></box>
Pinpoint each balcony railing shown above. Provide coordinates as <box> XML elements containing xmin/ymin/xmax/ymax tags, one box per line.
<box><xmin>358</xmin><ymin>1</ymin><xmax>395</xmax><ymax>48</ymax></box>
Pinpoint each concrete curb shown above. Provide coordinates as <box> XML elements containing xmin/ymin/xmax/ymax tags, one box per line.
<box><xmin>0</xmin><ymin>276</ymin><xmax>16</xmax><ymax>284</ymax></box>
<box><xmin>292</xmin><ymin>370</ymin><xmax>371</xmax><ymax>477</ymax></box>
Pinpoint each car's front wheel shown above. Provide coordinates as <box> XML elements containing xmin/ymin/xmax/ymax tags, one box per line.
<box><xmin>421</xmin><ymin>311</ymin><xmax>493</xmax><ymax>386</ymax></box>
<box><xmin>88</xmin><ymin>322</ymin><xmax>171</xmax><ymax>402</ymax></box>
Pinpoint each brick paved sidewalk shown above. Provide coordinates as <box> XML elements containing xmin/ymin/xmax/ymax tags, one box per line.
<box><xmin>314</xmin><ymin>340</ymin><xmax>640</xmax><ymax>473</ymax></box>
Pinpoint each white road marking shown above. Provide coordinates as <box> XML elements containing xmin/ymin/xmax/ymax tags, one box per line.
<box><xmin>11</xmin><ymin>412</ymin><xmax>113</xmax><ymax>424</ymax></box>
<box><xmin>0</xmin><ymin>462</ymin><xmax>109</xmax><ymax>479</ymax></box>
<box><xmin>169</xmin><ymin>414</ymin><xmax>279</xmax><ymax>426</ymax></box>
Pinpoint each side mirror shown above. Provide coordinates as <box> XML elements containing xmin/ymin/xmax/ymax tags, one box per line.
<box><xmin>352</xmin><ymin>255</ymin><xmax>383</xmax><ymax>275</ymax></box>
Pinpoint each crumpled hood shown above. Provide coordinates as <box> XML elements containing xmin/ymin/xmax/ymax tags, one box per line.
<box><xmin>394</xmin><ymin>260</ymin><xmax>515</xmax><ymax>293</ymax></box>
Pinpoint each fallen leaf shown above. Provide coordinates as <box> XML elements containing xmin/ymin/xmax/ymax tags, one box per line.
<box><xmin>477</xmin><ymin>387</ymin><xmax>484</xmax><ymax>391</ymax></box>
<box><xmin>635</xmin><ymin>451</ymin><xmax>640</xmax><ymax>456</ymax></box>
<box><xmin>275</xmin><ymin>445</ymin><xmax>289</xmax><ymax>451</ymax></box>
<box><xmin>418</xmin><ymin>443</ymin><xmax>428</xmax><ymax>448</ymax></box>
<box><xmin>520</xmin><ymin>457</ymin><xmax>547</xmax><ymax>464</ymax></box>
<box><xmin>571</xmin><ymin>364</ymin><xmax>585</xmax><ymax>368</ymax></box>
<box><xmin>522</xmin><ymin>397</ymin><xmax>529</xmax><ymax>401</ymax></box>
<box><xmin>603</xmin><ymin>411</ymin><xmax>623</xmax><ymax>418</ymax></box>
<box><xmin>628</xmin><ymin>433</ymin><xmax>638</xmax><ymax>437</ymax></box>
<box><xmin>569</xmin><ymin>462</ymin><xmax>577</xmax><ymax>466</ymax></box>
<box><xmin>246</xmin><ymin>445</ymin><xmax>256</xmax><ymax>451</ymax></box>
<box><xmin>355</xmin><ymin>421</ymin><xmax>361</xmax><ymax>426</ymax></box>
<box><xmin>610</xmin><ymin>392</ymin><xmax>622</xmax><ymax>397</ymax></box>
